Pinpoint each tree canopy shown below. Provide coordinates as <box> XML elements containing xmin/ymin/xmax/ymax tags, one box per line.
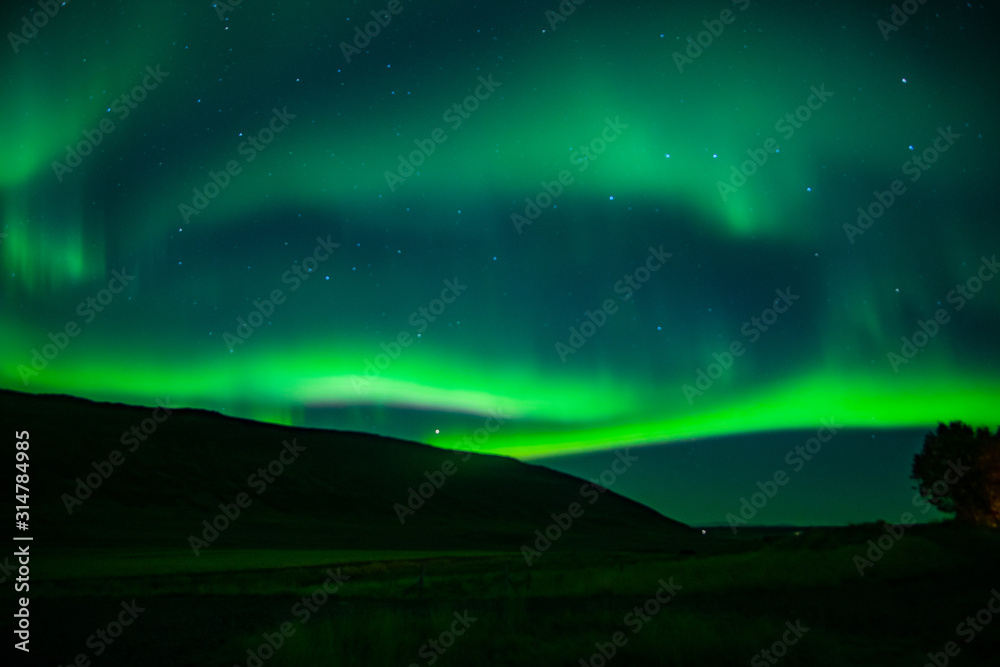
<box><xmin>911</xmin><ymin>421</ymin><xmax>1000</xmax><ymax>528</ymax></box>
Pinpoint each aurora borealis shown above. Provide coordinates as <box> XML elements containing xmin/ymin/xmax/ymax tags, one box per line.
<box><xmin>2</xmin><ymin>0</ymin><xmax>998</xmax><ymax>461</ymax></box>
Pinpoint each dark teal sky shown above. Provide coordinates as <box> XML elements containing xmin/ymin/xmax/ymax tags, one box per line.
<box><xmin>535</xmin><ymin>427</ymin><xmax>947</xmax><ymax>528</ymax></box>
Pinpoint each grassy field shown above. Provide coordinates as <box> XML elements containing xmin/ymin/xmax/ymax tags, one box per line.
<box><xmin>31</xmin><ymin>522</ymin><xmax>1000</xmax><ymax>666</ymax></box>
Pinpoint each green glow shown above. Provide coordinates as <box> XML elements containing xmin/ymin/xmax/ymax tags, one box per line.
<box><xmin>1</xmin><ymin>1</ymin><xmax>997</xmax><ymax>462</ymax></box>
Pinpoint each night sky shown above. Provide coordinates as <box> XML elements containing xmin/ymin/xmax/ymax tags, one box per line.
<box><xmin>2</xmin><ymin>0</ymin><xmax>997</xmax><ymax>479</ymax></box>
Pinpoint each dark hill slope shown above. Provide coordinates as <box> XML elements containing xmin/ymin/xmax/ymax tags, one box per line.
<box><xmin>1</xmin><ymin>390</ymin><xmax>698</xmax><ymax>553</ymax></box>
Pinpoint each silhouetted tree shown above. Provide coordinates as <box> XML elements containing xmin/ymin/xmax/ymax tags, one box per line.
<box><xmin>911</xmin><ymin>422</ymin><xmax>1000</xmax><ymax>528</ymax></box>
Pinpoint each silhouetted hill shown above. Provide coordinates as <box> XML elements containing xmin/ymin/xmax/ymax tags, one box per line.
<box><xmin>1</xmin><ymin>389</ymin><xmax>698</xmax><ymax>553</ymax></box>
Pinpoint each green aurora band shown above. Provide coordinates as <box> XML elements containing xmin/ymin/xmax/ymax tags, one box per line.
<box><xmin>1</xmin><ymin>1</ymin><xmax>997</xmax><ymax>458</ymax></box>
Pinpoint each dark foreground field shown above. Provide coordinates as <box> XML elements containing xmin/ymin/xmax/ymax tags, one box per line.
<box><xmin>29</xmin><ymin>525</ymin><xmax>1000</xmax><ymax>666</ymax></box>
<box><xmin>4</xmin><ymin>390</ymin><xmax>999</xmax><ymax>665</ymax></box>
